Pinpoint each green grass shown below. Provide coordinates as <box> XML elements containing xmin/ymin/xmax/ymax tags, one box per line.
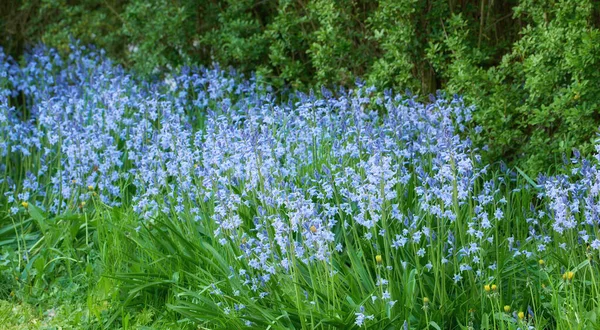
<box><xmin>2</xmin><ymin>163</ymin><xmax>599</xmax><ymax>329</ymax></box>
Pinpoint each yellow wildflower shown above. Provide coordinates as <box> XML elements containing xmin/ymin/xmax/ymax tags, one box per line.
<box><xmin>563</xmin><ymin>271</ymin><xmax>574</xmax><ymax>281</ymax></box>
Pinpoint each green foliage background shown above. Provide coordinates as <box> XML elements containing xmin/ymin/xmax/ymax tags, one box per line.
<box><xmin>2</xmin><ymin>0</ymin><xmax>600</xmax><ymax>172</ymax></box>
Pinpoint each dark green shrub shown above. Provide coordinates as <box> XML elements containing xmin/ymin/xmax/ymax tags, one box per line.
<box><xmin>428</xmin><ymin>0</ymin><xmax>600</xmax><ymax>171</ymax></box>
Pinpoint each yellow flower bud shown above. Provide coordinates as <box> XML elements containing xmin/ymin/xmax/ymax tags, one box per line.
<box><xmin>21</xmin><ymin>201</ymin><xmax>28</xmax><ymax>208</ymax></box>
<box><xmin>309</xmin><ymin>225</ymin><xmax>317</xmax><ymax>233</ymax></box>
<box><xmin>423</xmin><ymin>297</ymin><xmax>430</xmax><ymax>304</ymax></box>
<box><xmin>375</xmin><ymin>255</ymin><xmax>383</xmax><ymax>264</ymax></box>
<box><xmin>563</xmin><ymin>271</ymin><xmax>574</xmax><ymax>281</ymax></box>
<box><xmin>491</xmin><ymin>284</ymin><xmax>497</xmax><ymax>291</ymax></box>
<box><xmin>88</xmin><ymin>185</ymin><xmax>94</xmax><ymax>190</ymax></box>
<box><xmin>504</xmin><ymin>305</ymin><xmax>511</xmax><ymax>313</ymax></box>
<box><xmin>518</xmin><ymin>311</ymin><xmax>525</xmax><ymax>320</ymax></box>
<box><xmin>538</xmin><ymin>259</ymin><xmax>545</xmax><ymax>266</ymax></box>
<box><xmin>484</xmin><ymin>284</ymin><xmax>491</xmax><ymax>292</ymax></box>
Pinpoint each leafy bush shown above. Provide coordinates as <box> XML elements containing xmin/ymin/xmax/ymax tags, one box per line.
<box><xmin>430</xmin><ymin>0</ymin><xmax>600</xmax><ymax>172</ymax></box>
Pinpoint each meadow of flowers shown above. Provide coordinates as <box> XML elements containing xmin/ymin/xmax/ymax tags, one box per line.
<box><xmin>1</xmin><ymin>44</ymin><xmax>600</xmax><ymax>329</ymax></box>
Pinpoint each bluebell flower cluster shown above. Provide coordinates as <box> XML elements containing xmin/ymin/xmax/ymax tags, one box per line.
<box><xmin>2</xmin><ymin>44</ymin><xmax>599</xmax><ymax>327</ymax></box>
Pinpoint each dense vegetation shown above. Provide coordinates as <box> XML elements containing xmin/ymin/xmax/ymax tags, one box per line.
<box><xmin>2</xmin><ymin>43</ymin><xmax>600</xmax><ymax>329</ymax></box>
<box><xmin>2</xmin><ymin>1</ymin><xmax>600</xmax><ymax>329</ymax></box>
<box><xmin>2</xmin><ymin>0</ymin><xmax>600</xmax><ymax>171</ymax></box>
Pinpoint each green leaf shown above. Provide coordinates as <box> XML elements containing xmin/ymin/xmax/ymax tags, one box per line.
<box><xmin>515</xmin><ymin>166</ymin><xmax>541</xmax><ymax>190</ymax></box>
<box><xmin>28</xmin><ymin>204</ymin><xmax>47</xmax><ymax>232</ymax></box>
<box><xmin>429</xmin><ymin>321</ymin><xmax>442</xmax><ymax>330</ymax></box>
